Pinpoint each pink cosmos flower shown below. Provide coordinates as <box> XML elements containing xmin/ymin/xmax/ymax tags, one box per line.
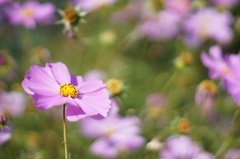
<box><xmin>184</xmin><ymin>8</ymin><xmax>233</xmax><ymax>47</ymax></box>
<box><xmin>201</xmin><ymin>45</ymin><xmax>230</xmax><ymax>80</ymax></box>
<box><xmin>6</xmin><ymin>1</ymin><xmax>55</xmax><ymax>29</ymax></box>
<box><xmin>0</xmin><ymin>116</ymin><xmax>12</xmax><ymax>146</ymax></box>
<box><xmin>80</xmin><ymin>100</ymin><xmax>145</xmax><ymax>158</ymax></box>
<box><xmin>160</xmin><ymin>135</ymin><xmax>214</xmax><ymax>159</ymax></box>
<box><xmin>141</xmin><ymin>10</ymin><xmax>181</xmax><ymax>41</ymax></box>
<box><xmin>0</xmin><ymin>91</ymin><xmax>27</xmax><ymax>117</ymax></box>
<box><xmin>71</xmin><ymin>0</ymin><xmax>118</xmax><ymax>12</ymax></box>
<box><xmin>22</xmin><ymin>62</ymin><xmax>111</xmax><ymax>122</ymax></box>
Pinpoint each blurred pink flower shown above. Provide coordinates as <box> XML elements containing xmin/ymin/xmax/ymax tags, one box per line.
<box><xmin>71</xmin><ymin>0</ymin><xmax>118</xmax><ymax>12</ymax></box>
<box><xmin>80</xmin><ymin>100</ymin><xmax>145</xmax><ymax>158</ymax></box>
<box><xmin>221</xmin><ymin>52</ymin><xmax>240</xmax><ymax>105</ymax></box>
<box><xmin>145</xmin><ymin>93</ymin><xmax>166</xmax><ymax>107</ymax></box>
<box><xmin>165</xmin><ymin>0</ymin><xmax>192</xmax><ymax>16</ymax></box>
<box><xmin>223</xmin><ymin>149</ymin><xmax>240</xmax><ymax>159</ymax></box>
<box><xmin>141</xmin><ymin>10</ymin><xmax>181</xmax><ymax>41</ymax></box>
<box><xmin>6</xmin><ymin>1</ymin><xmax>55</xmax><ymax>29</ymax></box>
<box><xmin>22</xmin><ymin>62</ymin><xmax>111</xmax><ymax>122</ymax></box>
<box><xmin>184</xmin><ymin>8</ymin><xmax>233</xmax><ymax>47</ymax></box>
<box><xmin>0</xmin><ymin>116</ymin><xmax>12</xmax><ymax>146</ymax></box>
<box><xmin>111</xmin><ymin>0</ymin><xmax>144</xmax><ymax>24</ymax></box>
<box><xmin>84</xmin><ymin>70</ymin><xmax>108</xmax><ymax>81</ymax></box>
<box><xmin>160</xmin><ymin>135</ymin><xmax>214</xmax><ymax>159</ymax></box>
<box><xmin>0</xmin><ymin>91</ymin><xmax>27</xmax><ymax>117</ymax></box>
<box><xmin>194</xmin><ymin>80</ymin><xmax>217</xmax><ymax>112</ymax></box>
<box><xmin>201</xmin><ymin>45</ymin><xmax>229</xmax><ymax>80</ymax></box>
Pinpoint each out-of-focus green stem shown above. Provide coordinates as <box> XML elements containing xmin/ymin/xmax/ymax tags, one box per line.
<box><xmin>63</xmin><ymin>104</ymin><xmax>69</xmax><ymax>159</ymax></box>
<box><xmin>216</xmin><ymin>108</ymin><xmax>240</xmax><ymax>158</ymax></box>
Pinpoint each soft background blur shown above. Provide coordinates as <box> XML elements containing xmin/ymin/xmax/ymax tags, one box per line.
<box><xmin>1</xmin><ymin>0</ymin><xmax>240</xmax><ymax>158</ymax></box>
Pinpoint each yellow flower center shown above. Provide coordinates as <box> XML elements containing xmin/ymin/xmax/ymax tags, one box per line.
<box><xmin>199</xmin><ymin>80</ymin><xmax>217</xmax><ymax>93</ymax></box>
<box><xmin>64</xmin><ymin>6</ymin><xmax>78</xmax><ymax>23</ymax></box>
<box><xmin>59</xmin><ymin>83</ymin><xmax>78</xmax><ymax>98</ymax></box>
<box><xmin>22</xmin><ymin>9</ymin><xmax>33</xmax><ymax>17</ymax></box>
<box><xmin>103</xmin><ymin>127</ymin><xmax>115</xmax><ymax>137</ymax></box>
<box><xmin>106</xmin><ymin>79</ymin><xmax>123</xmax><ymax>95</ymax></box>
<box><xmin>178</xmin><ymin>118</ymin><xmax>191</xmax><ymax>134</ymax></box>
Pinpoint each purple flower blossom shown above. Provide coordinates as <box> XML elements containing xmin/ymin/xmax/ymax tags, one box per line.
<box><xmin>71</xmin><ymin>0</ymin><xmax>118</xmax><ymax>12</ymax></box>
<box><xmin>6</xmin><ymin>1</ymin><xmax>55</xmax><ymax>29</ymax></box>
<box><xmin>0</xmin><ymin>116</ymin><xmax>12</xmax><ymax>146</ymax></box>
<box><xmin>160</xmin><ymin>135</ymin><xmax>214</xmax><ymax>159</ymax></box>
<box><xmin>22</xmin><ymin>62</ymin><xmax>111</xmax><ymax>122</ymax></box>
<box><xmin>80</xmin><ymin>100</ymin><xmax>145</xmax><ymax>158</ymax></box>
<box><xmin>201</xmin><ymin>45</ymin><xmax>229</xmax><ymax>80</ymax></box>
<box><xmin>0</xmin><ymin>91</ymin><xmax>27</xmax><ymax>117</ymax></box>
<box><xmin>165</xmin><ymin>0</ymin><xmax>192</xmax><ymax>16</ymax></box>
<box><xmin>184</xmin><ymin>8</ymin><xmax>233</xmax><ymax>47</ymax></box>
<box><xmin>141</xmin><ymin>10</ymin><xmax>181</xmax><ymax>41</ymax></box>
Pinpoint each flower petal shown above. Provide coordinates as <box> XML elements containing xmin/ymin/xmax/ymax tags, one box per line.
<box><xmin>47</xmin><ymin>62</ymin><xmax>71</xmax><ymax>85</ymax></box>
<box><xmin>77</xmin><ymin>79</ymin><xmax>105</xmax><ymax>93</ymax></box>
<box><xmin>90</xmin><ymin>138</ymin><xmax>118</xmax><ymax>158</ymax></box>
<box><xmin>22</xmin><ymin>64</ymin><xmax>59</xmax><ymax>95</ymax></box>
<box><xmin>79</xmin><ymin>89</ymin><xmax>111</xmax><ymax>117</ymax></box>
<box><xmin>70</xmin><ymin>75</ymin><xmax>84</xmax><ymax>86</ymax></box>
<box><xmin>66</xmin><ymin>104</ymin><xmax>89</xmax><ymax>122</ymax></box>
<box><xmin>33</xmin><ymin>94</ymin><xmax>66</xmax><ymax>110</ymax></box>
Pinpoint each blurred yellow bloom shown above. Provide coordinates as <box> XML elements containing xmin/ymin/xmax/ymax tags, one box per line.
<box><xmin>106</xmin><ymin>79</ymin><xmax>123</xmax><ymax>96</ymax></box>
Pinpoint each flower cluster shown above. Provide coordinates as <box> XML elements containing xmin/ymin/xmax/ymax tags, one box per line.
<box><xmin>113</xmin><ymin>0</ymin><xmax>234</xmax><ymax>47</ymax></box>
<box><xmin>79</xmin><ymin>99</ymin><xmax>145</xmax><ymax>158</ymax></box>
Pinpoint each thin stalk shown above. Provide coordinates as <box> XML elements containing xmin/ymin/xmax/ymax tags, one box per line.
<box><xmin>63</xmin><ymin>104</ymin><xmax>69</xmax><ymax>159</ymax></box>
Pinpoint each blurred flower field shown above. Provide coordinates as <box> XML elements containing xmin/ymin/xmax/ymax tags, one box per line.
<box><xmin>1</xmin><ymin>0</ymin><xmax>240</xmax><ymax>159</ymax></box>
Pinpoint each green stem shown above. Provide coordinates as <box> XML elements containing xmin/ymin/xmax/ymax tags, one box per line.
<box><xmin>161</xmin><ymin>71</ymin><xmax>179</xmax><ymax>93</ymax></box>
<box><xmin>63</xmin><ymin>104</ymin><xmax>69</xmax><ymax>159</ymax></box>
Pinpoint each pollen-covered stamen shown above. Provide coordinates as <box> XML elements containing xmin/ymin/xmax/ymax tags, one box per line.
<box><xmin>59</xmin><ymin>83</ymin><xmax>78</xmax><ymax>98</ymax></box>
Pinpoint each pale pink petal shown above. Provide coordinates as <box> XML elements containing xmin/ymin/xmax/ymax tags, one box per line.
<box><xmin>47</xmin><ymin>62</ymin><xmax>71</xmax><ymax>85</ymax></box>
<box><xmin>70</xmin><ymin>75</ymin><xmax>84</xmax><ymax>86</ymax></box>
<box><xmin>209</xmin><ymin>45</ymin><xmax>222</xmax><ymax>60</ymax></box>
<box><xmin>33</xmin><ymin>94</ymin><xmax>66</xmax><ymax>110</ymax></box>
<box><xmin>22</xmin><ymin>65</ymin><xmax>59</xmax><ymax>95</ymax></box>
<box><xmin>90</xmin><ymin>138</ymin><xmax>118</xmax><ymax>158</ymax></box>
<box><xmin>34</xmin><ymin>3</ymin><xmax>55</xmax><ymax>20</ymax></box>
<box><xmin>66</xmin><ymin>105</ymin><xmax>89</xmax><ymax>121</ymax></box>
<box><xmin>79</xmin><ymin>89</ymin><xmax>111</xmax><ymax>117</ymax></box>
<box><xmin>77</xmin><ymin>80</ymin><xmax>105</xmax><ymax>93</ymax></box>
